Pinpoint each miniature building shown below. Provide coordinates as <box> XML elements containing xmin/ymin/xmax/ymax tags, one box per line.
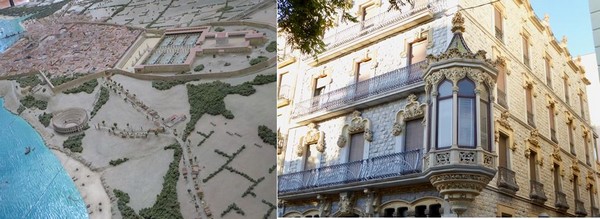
<box><xmin>215</xmin><ymin>32</ymin><xmax>229</xmax><ymax>45</ymax></box>
<box><xmin>51</xmin><ymin>108</ymin><xmax>89</xmax><ymax>134</ymax></box>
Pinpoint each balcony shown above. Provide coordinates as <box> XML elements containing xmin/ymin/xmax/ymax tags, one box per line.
<box><xmin>529</xmin><ymin>180</ymin><xmax>547</xmax><ymax>204</ymax></box>
<box><xmin>575</xmin><ymin>199</ymin><xmax>587</xmax><ymax>216</ymax></box>
<box><xmin>495</xmin><ymin>27</ymin><xmax>503</xmax><ymax>43</ymax></box>
<box><xmin>497</xmin><ymin>89</ymin><xmax>508</xmax><ymax>108</ymax></box>
<box><xmin>277</xmin><ymin>85</ymin><xmax>291</xmax><ymax>107</ymax></box>
<box><xmin>554</xmin><ymin>191</ymin><xmax>569</xmax><ymax>212</ymax></box>
<box><xmin>278</xmin><ymin>149</ymin><xmax>422</xmax><ymax>194</ymax></box>
<box><xmin>497</xmin><ymin>166</ymin><xmax>519</xmax><ymax>193</ymax></box>
<box><xmin>292</xmin><ymin>62</ymin><xmax>424</xmax><ymax>121</ymax></box>
<box><xmin>308</xmin><ymin>0</ymin><xmax>441</xmax><ymax>65</ymax></box>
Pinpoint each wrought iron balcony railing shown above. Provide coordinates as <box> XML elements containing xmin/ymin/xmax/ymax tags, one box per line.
<box><xmin>495</xmin><ymin>27</ymin><xmax>503</xmax><ymax>43</ymax></box>
<box><xmin>292</xmin><ymin>61</ymin><xmax>424</xmax><ymax>118</ymax></box>
<box><xmin>497</xmin><ymin>166</ymin><xmax>519</xmax><ymax>193</ymax></box>
<box><xmin>575</xmin><ymin>199</ymin><xmax>587</xmax><ymax>216</ymax></box>
<box><xmin>322</xmin><ymin>0</ymin><xmax>433</xmax><ymax>51</ymax></box>
<box><xmin>529</xmin><ymin>180</ymin><xmax>547</xmax><ymax>204</ymax></box>
<box><xmin>278</xmin><ymin>149</ymin><xmax>422</xmax><ymax>194</ymax></box>
<box><xmin>497</xmin><ymin>89</ymin><xmax>508</xmax><ymax>108</ymax></box>
<box><xmin>554</xmin><ymin>191</ymin><xmax>569</xmax><ymax>211</ymax></box>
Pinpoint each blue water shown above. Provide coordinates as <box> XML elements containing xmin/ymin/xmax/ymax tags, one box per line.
<box><xmin>0</xmin><ymin>99</ymin><xmax>88</xmax><ymax>218</ymax></box>
<box><xmin>0</xmin><ymin>17</ymin><xmax>25</xmax><ymax>53</ymax></box>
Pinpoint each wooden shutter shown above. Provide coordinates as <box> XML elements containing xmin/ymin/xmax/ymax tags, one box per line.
<box><xmin>349</xmin><ymin>133</ymin><xmax>365</xmax><ymax>162</ymax></box>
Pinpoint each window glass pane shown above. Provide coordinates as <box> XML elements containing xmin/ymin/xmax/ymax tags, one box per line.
<box><xmin>438</xmin><ymin>81</ymin><xmax>452</xmax><ymax>97</ymax></box>
<box><xmin>437</xmin><ymin>98</ymin><xmax>453</xmax><ymax>148</ymax></box>
<box><xmin>480</xmin><ymin>100</ymin><xmax>489</xmax><ymax>151</ymax></box>
<box><xmin>458</xmin><ymin>98</ymin><xmax>475</xmax><ymax>147</ymax></box>
<box><xmin>349</xmin><ymin>133</ymin><xmax>365</xmax><ymax>162</ymax></box>
<box><xmin>458</xmin><ymin>79</ymin><xmax>475</xmax><ymax>96</ymax></box>
<box><xmin>405</xmin><ymin>119</ymin><xmax>423</xmax><ymax>152</ymax></box>
<box><xmin>494</xmin><ymin>8</ymin><xmax>502</xmax><ymax>30</ymax></box>
<box><xmin>526</xmin><ymin>88</ymin><xmax>532</xmax><ymax>112</ymax></box>
<box><xmin>410</xmin><ymin>40</ymin><xmax>427</xmax><ymax>64</ymax></box>
<box><xmin>480</xmin><ymin>84</ymin><xmax>489</xmax><ymax>101</ymax></box>
<box><xmin>497</xmin><ymin>65</ymin><xmax>506</xmax><ymax>91</ymax></box>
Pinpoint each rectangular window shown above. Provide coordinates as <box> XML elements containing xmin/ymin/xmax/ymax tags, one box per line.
<box><xmin>526</xmin><ymin>87</ymin><xmax>534</xmax><ymax>126</ymax></box>
<box><xmin>437</xmin><ymin>98</ymin><xmax>453</xmax><ymax>149</ymax></box>
<box><xmin>494</xmin><ymin>8</ymin><xmax>503</xmax><ymax>43</ymax></box>
<box><xmin>497</xmin><ymin>64</ymin><xmax>508</xmax><ymax>108</ymax></box>
<box><xmin>529</xmin><ymin>151</ymin><xmax>538</xmax><ymax>180</ymax></box>
<box><xmin>553</xmin><ymin>163</ymin><xmax>561</xmax><ymax>191</ymax></box>
<box><xmin>580</xmin><ymin>95</ymin><xmax>586</xmax><ymax>120</ymax></box>
<box><xmin>349</xmin><ymin>133</ymin><xmax>365</xmax><ymax>162</ymax></box>
<box><xmin>357</xmin><ymin>60</ymin><xmax>372</xmax><ymax>83</ymax></box>
<box><xmin>591</xmin><ymin>185</ymin><xmax>596</xmax><ymax>208</ymax></box>
<box><xmin>549</xmin><ymin>105</ymin><xmax>557</xmax><ymax>142</ymax></box>
<box><xmin>405</xmin><ymin>119</ymin><xmax>423</xmax><ymax>152</ymax></box>
<box><xmin>522</xmin><ymin>36</ymin><xmax>530</xmax><ymax>68</ymax></box>
<box><xmin>545</xmin><ymin>59</ymin><xmax>552</xmax><ymax>86</ymax></box>
<box><xmin>574</xmin><ymin>175</ymin><xmax>580</xmax><ymax>199</ymax></box>
<box><xmin>569</xmin><ymin>124</ymin><xmax>575</xmax><ymax>155</ymax></box>
<box><xmin>480</xmin><ymin>100</ymin><xmax>489</xmax><ymax>151</ymax></box>
<box><xmin>586</xmin><ymin>138</ymin><xmax>591</xmax><ymax>165</ymax></box>
<box><xmin>409</xmin><ymin>40</ymin><xmax>427</xmax><ymax>65</ymax></box>
<box><xmin>498</xmin><ymin>133</ymin><xmax>509</xmax><ymax>167</ymax></box>
<box><xmin>278</xmin><ymin>73</ymin><xmax>291</xmax><ymax>99</ymax></box>
<box><xmin>564</xmin><ymin>78</ymin><xmax>570</xmax><ymax>104</ymax></box>
<box><xmin>458</xmin><ymin>98</ymin><xmax>475</xmax><ymax>147</ymax></box>
<box><xmin>303</xmin><ymin>145</ymin><xmax>319</xmax><ymax>170</ymax></box>
<box><xmin>313</xmin><ymin>78</ymin><xmax>325</xmax><ymax>97</ymax></box>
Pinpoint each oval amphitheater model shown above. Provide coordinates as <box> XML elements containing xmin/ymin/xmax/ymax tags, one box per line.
<box><xmin>51</xmin><ymin>108</ymin><xmax>88</xmax><ymax>134</ymax></box>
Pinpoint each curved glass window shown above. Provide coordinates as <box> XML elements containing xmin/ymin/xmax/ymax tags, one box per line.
<box><xmin>457</xmin><ymin>79</ymin><xmax>476</xmax><ymax>148</ymax></box>
<box><xmin>437</xmin><ymin>80</ymin><xmax>453</xmax><ymax>149</ymax></box>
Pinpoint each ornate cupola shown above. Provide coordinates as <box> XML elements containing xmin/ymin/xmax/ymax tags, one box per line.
<box><xmin>421</xmin><ymin>12</ymin><xmax>498</xmax><ymax>216</ymax></box>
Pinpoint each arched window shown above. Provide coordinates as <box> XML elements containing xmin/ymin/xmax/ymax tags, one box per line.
<box><xmin>457</xmin><ymin>79</ymin><xmax>476</xmax><ymax>148</ymax></box>
<box><xmin>436</xmin><ymin>80</ymin><xmax>453</xmax><ymax>149</ymax></box>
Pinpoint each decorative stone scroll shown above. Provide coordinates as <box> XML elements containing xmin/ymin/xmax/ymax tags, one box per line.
<box><xmin>551</xmin><ymin>146</ymin><xmax>562</xmax><ymax>162</ymax></box>
<box><xmin>337</xmin><ymin>111</ymin><xmax>373</xmax><ymax>147</ymax></box>
<box><xmin>586</xmin><ymin>171</ymin><xmax>596</xmax><ymax>192</ymax></box>
<box><xmin>572</xmin><ymin>159</ymin><xmax>580</xmax><ymax>174</ymax></box>
<box><xmin>296</xmin><ymin>123</ymin><xmax>325</xmax><ymax>156</ymax></box>
<box><xmin>392</xmin><ymin>94</ymin><xmax>426</xmax><ymax>136</ymax></box>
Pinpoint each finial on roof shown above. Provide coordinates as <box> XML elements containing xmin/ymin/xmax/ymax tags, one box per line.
<box><xmin>561</xmin><ymin>35</ymin><xmax>568</xmax><ymax>47</ymax></box>
<box><xmin>543</xmin><ymin>14</ymin><xmax>550</xmax><ymax>26</ymax></box>
<box><xmin>451</xmin><ymin>12</ymin><xmax>465</xmax><ymax>33</ymax></box>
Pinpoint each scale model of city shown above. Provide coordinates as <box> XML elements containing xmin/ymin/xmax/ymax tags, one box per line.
<box><xmin>0</xmin><ymin>0</ymin><xmax>276</xmax><ymax>218</ymax></box>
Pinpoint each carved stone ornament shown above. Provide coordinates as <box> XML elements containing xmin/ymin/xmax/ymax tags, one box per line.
<box><xmin>337</xmin><ymin>135</ymin><xmax>347</xmax><ymax>148</ymax></box>
<box><xmin>391</xmin><ymin>122</ymin><xmax>403</xmax><ymax>136</ymax></box>
<box><xmin>510</xmin><ymin>142</ymin><xmax>517</xmax><ymax>152</ymax></box>
<box><xmin>572</xmin><ymin>159</ymin><xmax>580</xmax><ymax>173</ymax></box>
<box><xmin>528</xmin><ymin>129</ymin><xmax>540</xmax><ymax>147</ymax></box>
<box><xmin>296</xmin><ymin>123</ymin><xmax>325</xmax><ymax>156</ymax></box>
<box><xmin>402</xmin><ymin>94</ymin><xmax>425</xmax><ymax>120</ymax></box>
<box><xmin>339</xmin><ymin>192</ymin><xmax>354</xmax><ymax>215</ymax></box>
<box><xmin>277</xmin><ymin>129</ymin><xmax>287</xmax><ymax>155</ymax></box>
<box><xmin>551</xmin><ymin>146</ymin><xmax>562</xmax><ymax>162</ymax></box>
<box><xmin>345</xmin><ymin>111</ymin><xmax>373</xmax><ymax>142</ymax></box>
<box><xmin>429</xmin><ymin>173</ymin><xmax>492</xmax><ymax>215</ymax></box>
<box><xmin>317</xmin><ymin>195</ymin><xmax>331</xmax><ymax>217</ymax></box>
<box><xmin>524</xmin><ymin>148</ymin><xmax>531</xmax><ymax>158</ymax></box>
<box><xmin>496</xmin><ymin>111</ymin><xmax>512</xmax><ymax>130</ymax></box>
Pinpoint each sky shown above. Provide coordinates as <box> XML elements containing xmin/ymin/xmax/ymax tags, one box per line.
<box><xmin>530</xmin><ymin>0</ymin><xmax>595</xmax><ymax>57</ymax></box>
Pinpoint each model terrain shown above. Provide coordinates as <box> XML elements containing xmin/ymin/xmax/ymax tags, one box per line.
<box><xmin>0</xmin><ymin>0</ymin><xmax>276</xmax><ymax>218</ymax></box>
